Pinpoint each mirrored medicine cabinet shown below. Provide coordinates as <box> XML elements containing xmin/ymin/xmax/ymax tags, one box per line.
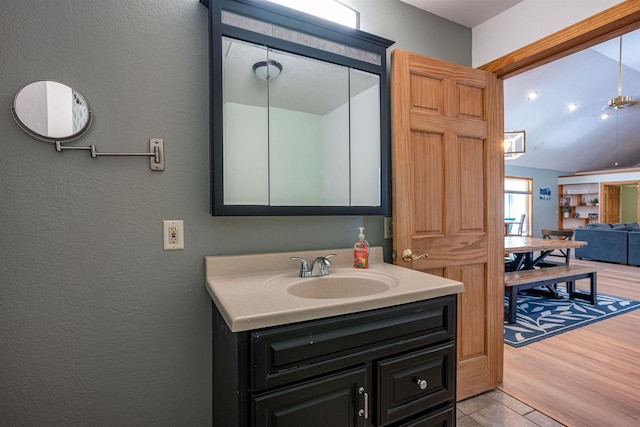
<box><xmin>203</xmin><ymin>0</ymin><xmax>394</xmax><ymax>216</ymax></box>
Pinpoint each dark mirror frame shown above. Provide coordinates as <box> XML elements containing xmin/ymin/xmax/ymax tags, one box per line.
<box><xmin>202</xmin><ymin>0</ymin><xmax>394</xmax><ymax>216</ymax></box>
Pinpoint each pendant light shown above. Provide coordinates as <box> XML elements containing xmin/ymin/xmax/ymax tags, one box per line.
<box><xmin>608</xmin><ymin>36</ymin><xmax>636</xmax><ymax>109</ymax></box>
<box><xmin>504</xmin><ymin>130</ymin><xmax>526</xmax><ymax>160</ymax></box>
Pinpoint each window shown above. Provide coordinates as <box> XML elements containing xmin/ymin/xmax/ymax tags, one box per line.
<box><xmin>505</xmin><ymin>177</ymin><xmax>532</xmax><ymax>236</ymax></box>
<box><xmin>264</xmin><ymin>0</ymin><xmax>359</xmax><ymax>29</ymax></box>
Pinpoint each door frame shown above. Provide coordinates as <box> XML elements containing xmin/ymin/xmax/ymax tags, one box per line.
<box><xmin>479</xmin><ymin>1</ymin><xmax>640</xmax><ymax>78</ymax></box>
<box><xmin>600</xmin><ymin>180</ymin><xmax>640</xmax><ymax>223</ymax></box>
<box><xmin>479</xmin><ymin>0</ymin><xmax>640</xmax><ymax>379</ymax></box>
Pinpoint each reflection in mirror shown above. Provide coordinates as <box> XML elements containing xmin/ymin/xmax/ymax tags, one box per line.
<box><xmin>12</xmin><ymin>81</ymin><xmax>91</xmax><ymax>142</ymax></box>
<box><xmin>350</xmin><ymin>68</ymin><xmax>381</xmax><ymax>206</ymax></box>
<box><xmin>223</xmin><ymin>38</ymin><xmax>269</xmax><ymax>205</ymax></box>
<box><xmin>269</xmin><ymin>49</ymin><xmax>349</xmax><ymax>206</ymax></box>
<box><xmin>221</xmin><ymin>36</ymin><xmax>381</xmax><ymax>208</ymax></box>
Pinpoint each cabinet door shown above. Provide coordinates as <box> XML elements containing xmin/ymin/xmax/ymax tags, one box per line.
<box><xmin>253</xmin><ymin>366</ymin><xmax>370</xmax><ymax>427</ymax></box>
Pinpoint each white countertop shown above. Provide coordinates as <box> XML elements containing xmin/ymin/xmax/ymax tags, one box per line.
<box><xmin>205</xmin><ymin>247</ymin><xmax>464</xmax><ymax>332</ymax></box>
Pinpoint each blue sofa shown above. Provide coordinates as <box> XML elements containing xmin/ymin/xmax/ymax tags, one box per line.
<box><xmin>629</xmin><ymin>231</ymin><xmax>640</xmax><ymax>266</ymax></box>
<box><xmin>574</xmin><ymin>222</ymin><xmax>640</xmax><ymax>265</ymax></box>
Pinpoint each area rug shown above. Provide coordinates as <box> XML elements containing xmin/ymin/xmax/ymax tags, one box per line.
<box><xmin>504</xmin><ymin>288</ymin><xmax>640</xmax><ymax>348</ymax></box>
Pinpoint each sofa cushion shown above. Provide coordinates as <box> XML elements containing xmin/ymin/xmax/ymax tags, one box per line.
<box><xmin>629</xmin><ymin>231</ymin><xmax>640</xmax><ymax>266</ymax></box>
<box><xmin>612</xmin><ymin>223</ymin><xmax>636</xmax><ymax>231</ymax></box>
<box><xmin>586</xmin><ymin>223</ymin><xmax>613</xmax><ymax>229</ymax></box>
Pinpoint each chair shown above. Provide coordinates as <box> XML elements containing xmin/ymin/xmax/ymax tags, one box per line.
<box><xmin>506</xmin><ymin>214</ymin><xmax>526</xmax><ymax>236</ymax></box>
<box><xmin>537</xmin><ymin>229</ymin><xmax>575</xmax><ymax>296</ymax></box>
<box><xmin>539</xmin><ymin>229</ymin><xmax>574</xmax><ymax>266</ymax></box>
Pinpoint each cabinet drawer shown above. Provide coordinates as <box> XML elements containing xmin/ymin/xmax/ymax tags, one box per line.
<box><xmin>377</xmin><ymin>343</ymin><xmax>455</xmax><ymax>426</ymax></box>
<box><xmin>251</xmin><ymin>297</ymin><xmax>455</xmax><ymax>390</ymax></box>
<box><xmin>396</xmin><ymin>405</ymin><xmax>455</xmax><ymax>427</ymax></box>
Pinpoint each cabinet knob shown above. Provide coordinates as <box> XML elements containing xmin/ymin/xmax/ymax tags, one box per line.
<box><xmin>416</xmin><ymin>378</ymin><xmax>428</xmax><ymax>390</ymax></box>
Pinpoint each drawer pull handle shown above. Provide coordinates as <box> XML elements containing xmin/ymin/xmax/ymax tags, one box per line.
<box><xmin>416</xmin><ymin>378</ymin><xmax>428</xmax><ymax>390</ymax></box>
<box><xmin>358</xmin><ymin>387</ymin><xmax>369</xmax><ymax>419</ymax></box>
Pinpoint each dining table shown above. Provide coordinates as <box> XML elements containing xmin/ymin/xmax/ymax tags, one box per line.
<box><xmin>504</xmin><ymin>235</ymin><xmax>587</xmax><ymax>272</ymax></box>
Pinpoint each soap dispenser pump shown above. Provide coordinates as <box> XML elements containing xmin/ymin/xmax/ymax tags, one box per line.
<box><xmin>353</xmin><ymin>227</ymin><xmax>370</xmax><ymax>269</ymax></box>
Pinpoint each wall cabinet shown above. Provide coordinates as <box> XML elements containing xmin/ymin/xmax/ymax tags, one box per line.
<box><xmin>558</xmin><ymin>184</ymin><xmax>600</xmax><ymax>230</ymax></box>
<box><xmin>213</xmin><ymin>296</ymin><xmax>457</xmax><ymax>427</ymax></box>
<box><xmin>203</xmin><ymin>0</ymin><xmax>393</xmax><ymax>216</ymax></box>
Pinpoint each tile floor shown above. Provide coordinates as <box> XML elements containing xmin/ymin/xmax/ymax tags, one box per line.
<box><xmin>457</xmin><ymin>389</ymin><xmax>565</xmax><ymax>427</ymax></box>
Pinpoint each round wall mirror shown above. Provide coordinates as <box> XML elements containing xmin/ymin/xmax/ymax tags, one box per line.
<box><xmin>12</xmin><ymin>80</ymin><xmax>92</xmax><ymax>142</ymax></box>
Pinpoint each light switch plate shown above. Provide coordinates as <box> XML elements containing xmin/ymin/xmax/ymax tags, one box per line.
<box><xmin>384</xmin><ymin>217</ymin><xmax>393</xmax><ymax>239</ymax></box>
<box><xmin>163</xmin><ymin>220</ymin><xmax>184</xmax><ymax>250</ymax></box>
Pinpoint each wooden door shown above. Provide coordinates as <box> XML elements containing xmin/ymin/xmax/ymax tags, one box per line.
<box><xmin>604</xmin><ymin>184</ymin><xmax>621</xmax><ymax>223</ymax></box>
<box><xmin>391</xmin><ymin>49</ymin><xmax>503</xmax><ymax>400</ymax></box>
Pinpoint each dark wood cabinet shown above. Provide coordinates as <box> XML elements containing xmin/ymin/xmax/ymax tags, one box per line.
<box><xmin>213</xmin><ymin>295</ymin><xmax>457</xmax><ymax>427</ymax></box>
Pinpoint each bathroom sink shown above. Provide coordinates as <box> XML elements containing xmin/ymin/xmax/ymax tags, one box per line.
<box><xmin>286</xmin><ymin>273</ymin><xmax>395</xmax><ymax>299</ymax></box>
<box><xmin>206</xmin><ymin>247</ymin><xmax>464</xmax><ymax>331</ymax></box>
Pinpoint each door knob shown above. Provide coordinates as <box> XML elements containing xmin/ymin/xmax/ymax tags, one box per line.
<box><xmin>402</xmin><ymin>249</ymin><xmax>429</xmax><ymax>262</ymax></box>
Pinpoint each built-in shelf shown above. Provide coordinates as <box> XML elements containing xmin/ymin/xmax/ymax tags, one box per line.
<box><xmin>558</xmin><ymin>184</ymin><xmax>599</xmax><ymax>230</ymax></box>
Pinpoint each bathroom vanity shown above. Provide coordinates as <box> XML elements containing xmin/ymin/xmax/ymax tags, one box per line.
<box><xmin>206</xmin><ymin>248</ymin><xmax>463</xmax><ymax>426</ymax></box>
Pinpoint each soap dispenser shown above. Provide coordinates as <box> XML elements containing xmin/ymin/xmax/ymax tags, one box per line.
<box><xmin>353</xmin><ymin>227</ymin><xmax>370</xmax><ymax>268</ymax></box>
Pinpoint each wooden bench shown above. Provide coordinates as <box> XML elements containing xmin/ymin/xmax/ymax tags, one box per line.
<box><xmin>504</xmin><ymin>265</ymin><xmax>598</xmax><ymax>324</ymax></box>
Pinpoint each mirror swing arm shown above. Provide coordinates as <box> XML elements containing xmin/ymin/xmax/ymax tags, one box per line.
<box><xmin>11</xmin><ymin>81</ymin><xmax>165</xmax><ymax>172</ymax></box>
<box><xmin>51</xmin><ymin>140</ymin><xmax>165</xmax><ymax>171</ymax></box>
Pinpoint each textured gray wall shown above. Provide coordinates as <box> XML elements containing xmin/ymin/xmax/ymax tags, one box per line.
<box><xmin>0</xmin><ymin>1</ymin><xmax>469</xmax><ymax>425</ymax></box>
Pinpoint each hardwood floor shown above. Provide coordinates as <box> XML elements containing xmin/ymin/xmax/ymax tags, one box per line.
<box><xmin>499</xmin><ymin>258</ymin><xmax>640</xmax><ymax>427</ymax></box>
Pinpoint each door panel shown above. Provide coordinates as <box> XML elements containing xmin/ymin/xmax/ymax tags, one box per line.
<box><xmin>412</xmin><ymin>131</ymin><xmax>445</xmax><ymax>234</ymax></box>
<box><xmin>391</xmin><ymin>49</ymin><xmax>503</xmax><ymax>400</ymax></box>
<box><xmin>460</xmin><ymin>138</ymin><xmax>485</xmax><ymax>231</ymax></box>
<box><xmin>604</xmin><ymin>184</ymin><xmax>621</xmax><ymax>223</ymax></box>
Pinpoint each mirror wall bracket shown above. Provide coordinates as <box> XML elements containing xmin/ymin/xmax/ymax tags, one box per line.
<box><xmin>54</xmin><ymin>139</ymin><xmax>165</xmax><ymax>171</ymax></box>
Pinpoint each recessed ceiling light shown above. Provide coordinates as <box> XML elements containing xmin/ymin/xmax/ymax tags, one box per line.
<box><xmin>527</xmin><ymin>92</ymin><xmax>538</xmax><ymax>100</ymax></box>
<box><xmin>600</xmin><ymin>113</ymin><xmax>610</xmax><ymax>120</ymax></box>
<box><xmin>567</xmin><ymin>103</ymin><xmax>578</xmax><ymax>112</ymax></box>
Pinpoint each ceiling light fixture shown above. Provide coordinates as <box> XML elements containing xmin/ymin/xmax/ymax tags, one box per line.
<box><xmin>608</xmin><ymin>36</ymin><xmax>636</xmax><ymax>110</ymax></box>
<box><xmin>252</xmin><ymin>60</ymin><xmax>283</xmax><ymax>80</ymax></box>
<box><xmin>600</xmin><ymin>113</ymin><xmax>610</xmax><ymax>120</ymax></box>
<box><xmin>527</xmin><ymin>92</ymin><xmax>538</xmax><ymax>100</ymax></box>
<box><xmin>567</xmin><ymin>103</ymin><xmax>578</xmax><ymax>112</ymax></box>
<box><xmin>504</xmin><ymin>130</ymin><xmax>526</xmax><ymax>160</ymax></box>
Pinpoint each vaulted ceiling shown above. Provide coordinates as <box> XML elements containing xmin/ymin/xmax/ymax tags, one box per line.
<box><xmin>504</xmin><ymin>29</ymin><xmax>640</xmax><ymax>172</ymax></box>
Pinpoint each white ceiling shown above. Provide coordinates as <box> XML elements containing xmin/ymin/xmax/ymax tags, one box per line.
<box><xmin>504</xmin><ymin>30</ymin><xmax>640</xmax><ymax>171</ymax></box>
<box><xmin>223</xmin><ymin>37</ymin><xmax>378</xmax><ymax>114</ymax></box>
<box><xmin>399</xmin><ymin>0</ymin><xmax>524</xmax><ymax>28</ymax></box>
<box><xmin>401</xmin><ymin>0</ymin><xmax>640</xmax><ymax>172</ymax></box>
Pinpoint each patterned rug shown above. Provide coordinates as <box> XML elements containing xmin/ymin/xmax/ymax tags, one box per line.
<box><xmin>504</xmin><ymin>288</ymin><xmax>640</xmax><ymax>348</ymax></box>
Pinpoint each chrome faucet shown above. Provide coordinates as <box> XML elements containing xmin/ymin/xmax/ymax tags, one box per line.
<box><xmin>290</xmin><ymin>254</ymin><xmax>336</xmax><ymax>278</ymax></box>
